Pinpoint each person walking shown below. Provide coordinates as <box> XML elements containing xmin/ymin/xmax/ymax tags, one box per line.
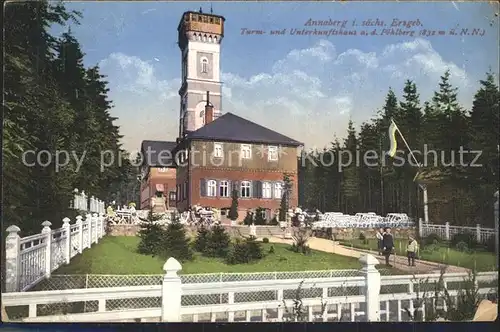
<box><xmin>382</xmin><ymin>227</ymin><xmax>394</xmax><ymax>267</ymax></box>
<box><xmin>376</xmin><ymin>228</ymin><xmax>384</xmax><ymax>255</ymax></box>
<box><xmin>406</xmin><ymin>236</ymin><xmax>419</xmax><ymax>266</ymax></box>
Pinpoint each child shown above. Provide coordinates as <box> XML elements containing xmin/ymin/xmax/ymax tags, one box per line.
<box><xmin>406</xmin><ymin>236</ymin><xmax>418</xmax><ymax>266</ymax></box>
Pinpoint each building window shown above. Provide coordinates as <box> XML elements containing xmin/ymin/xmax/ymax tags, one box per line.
<box><xmin>274</xmin><ymin>182</ymin><xmax>283</xmax><ymax>199</ymax></box>
<box><xmin>268</xmin><ymin>146</ymin><xmax>278</xmax><ymax>161</ymax></box>
<box><xmin>176</xmin><ymin>185</ymin><xmax>180</xmax><ymax>202</ymax></box>
<box><xmin>213</xmin><ymin>143</ymin><xmax>223</xmax><ymax>158</ymax></box>
<box><xmin>260</xmin><ymin>209</ymin><xmax>267</xmax><ymax>220</ymax></box>
<box><xmin>207</xmin><ymin>180</ymin><xmax>217</xmax><ymax>197</ymax></box>
<box><xmin>169</xmin><ymin>191</ymin><xmax>176</xmax><ymax>203</ymax></box>
<box><xmin>241</xmin><ymin>144</ymin><xmax>252</xmax><ymax>159</ymax></box>
<box><xmin>201</xmin><ymin>58</ymin><xmax>208</xmax><ymax>73</ymax></box>
<box><xmin>241</xmin><ymin>181</ymin><xmax>251</xmax><ymax>198</ymax></box>
<box><xmin>262</xmin><ymin>182</ymin><xmax>272</xmax><ymax>199</ymax></box>
<box><xmin>158</xmin><ymin>167</ymin><xmax>167</xmax><ymax>172</ymax></box>
<box><xmin>219</xmin><ymin>180</ymin><xmax>229</xmax><ymax>197</ymax></box>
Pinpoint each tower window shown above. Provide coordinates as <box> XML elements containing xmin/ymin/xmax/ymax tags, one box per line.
<box><xmin>201</xmin><ymin>58</ymin><xmax>208</xmax><ymax>73</ymax></box>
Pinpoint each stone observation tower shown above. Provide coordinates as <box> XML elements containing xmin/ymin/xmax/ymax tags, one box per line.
<box><xmin>177</xmin><ymin>9</ymin><xmax>225</xmax><ymax>137</ymax></box>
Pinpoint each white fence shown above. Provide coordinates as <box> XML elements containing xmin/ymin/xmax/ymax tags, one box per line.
<box><xmin>71</xmin><ymin>190</ymin><xmax>105</xmax><ymax>214</ymax></box>
<box><xmin>2</xmin><ymin>254</ymin><xmax>497</xmax><ymax>322</ymax></box>
<box><xmin>418</xmin><ymin>219</ymin><xmax>496</xmax><ymax>244</ymax></box>
<box><xmin>4</xmin><ymin>214</ymin><xmax>106</xmax><ymax>293</ymax></box>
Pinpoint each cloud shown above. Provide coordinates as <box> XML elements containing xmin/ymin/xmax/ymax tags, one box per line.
<box><xmin>99</xmin><ymin>38</ymin><xmax>474</xmax><ymax>152</ymax></box>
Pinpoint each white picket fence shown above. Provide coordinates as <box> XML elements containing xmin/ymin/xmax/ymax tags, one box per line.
<box><xmin>418</xmin><ymin>219</ymin><xmax>496</xmax><ymax>244</ymax></box>
<box><xmin>2</xmin><ymin>255</ymin><xmax>497</xmax><ymax>322</ymax></box>
<box><xmin>71</xmin><ymin>190</ymin><xmax>105</xmax><ymax>214</ymax></box>
<box><xmin>4</xmin><ymin>214</ymin><xmax>106</xmax><ymax>293</ymax></box>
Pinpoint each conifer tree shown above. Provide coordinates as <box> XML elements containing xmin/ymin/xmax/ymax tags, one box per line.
<box><xmin>228</xmin><ymin>189</ymin><xmax>239</xmax><ymax>221</ymax></box>
<box><xmin>162</xmin><ymin>217</ymin><xmax>193</xmax><ymax>262</ymax></box>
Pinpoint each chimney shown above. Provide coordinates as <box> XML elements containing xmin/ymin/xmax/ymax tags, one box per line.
<box><xmin>204</xmin><ymin>91</ymin><xmax>214</xmax><ymax>125</ymax></box>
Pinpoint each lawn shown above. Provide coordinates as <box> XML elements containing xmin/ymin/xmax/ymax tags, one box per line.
<box><xmin>339</xmin><ymin>239</ymin><xmax>497</xmax><ymax>272</ymax></box>
<box><xmin>54</xmin><ymin>236</ymin><xmax>365</xmax><ymax>275</ymax></box>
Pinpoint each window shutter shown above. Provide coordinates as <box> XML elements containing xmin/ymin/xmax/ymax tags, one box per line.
<box><xmin>233</xmin><ymin>181</ymin><xmax>240</xmax><ymax>197</ymax></box>
<box><xmin>252</xmin><ymin>181</ymin><xmax>258</xmax><ymax>198</ymax></box>
<box><xmin>200</xmin><ymin>179</ymin><xmax>206</xmax><ymax>197</ymax></box>
<box><xmin>226</xmin><ymin>180</ymin><xmax>231</xmax><ymax>197</ymax></box>
<box><xmin>256</xmin><ymin>181</ymin><xmax>263</xmax><ymax>199</ymax></box>
<box><xmin>270</xmin><ymin>181</ymin><xmax>275</xmax><ymax>199</ymax></box>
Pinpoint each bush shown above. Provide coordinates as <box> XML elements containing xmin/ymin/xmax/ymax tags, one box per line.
<box><xmin>451</xmin><ymin>233</ymin><xmax>478</xmax><ymax>249</ymax></box>
<box><xmin>423</xmin><ymin>233</ymin><xmax>441</xmax><ymax>246</ymax></box>
<box><xmin>291</xmin><ymin>228</ymin><xmax>311</xmax><ymax>254</ymax></box>
<box><xmin>269</xmin><ymin>216</ymin><xmax>278</xmax><ymax>225</ymax></box>
<box><xmin>161</xmin><ymin>217</ymin><xmax>193</xmax><ymax>262</ymax></box>
<box><xmin>455</xmin><ymin>241</ymin><xmax>469</xmax><ymax>252</ymax></box>
<box><xmin>243</xmin><ymin>211</ymin><xmax>254</xmax><ymax>225</ymax></box>
<box><xmin>204</xmin><ymin>225</ymin><xmax>231</xmax><ymax>258</ymax></box>
<box><xmin>137</xmin><ymin>210</ymin><xmax>165</xmax><ymax>256</ymax></box>
<box><xmin>262</xmin><ymin>237</ymin><xmax>269</xmax><ymax>243</ymax></box>
<box><xmin>254</xmin><ymin>207</ymin><xmax>267</xmax><ymax>225</ymax></box>
<box><xmin>193</xmin><ymin>225</ymin><xmax>210</xmax><ymax>253</ymax></box>
<box><xmin>226</xmin><ymin>236</ymin><xmax>263</xmax><ymax>264</ymax></box>
<box><xmin>359</xmin><ymin>232</ymin><xmax>366</xmax><ymax>241</ymax></box>
<box><xmin>484</xmin><ymin>236</ymin><xmax>495</xmax><ymax>253</ymax></box>
<box><xmin>269</xmin><ymin>245</ymin><xmax>275</xmax><ymax>254</ymax></box>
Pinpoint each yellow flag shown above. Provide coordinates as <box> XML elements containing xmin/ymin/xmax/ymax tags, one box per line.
<box><xmin>386</xmin><ymin>120</ymin><xmax>398</xmax><ymax>158</ymax></box>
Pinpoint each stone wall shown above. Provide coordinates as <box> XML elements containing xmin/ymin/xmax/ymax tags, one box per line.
<box><xmin>313</xmin><ymin>227</ymin><xmax>417</xmax><ymax>240</ymax></box>
<box><xmin>107</xmin><ymin>224</ymin><xmax>141</xmax><ymax>236</ymax></box>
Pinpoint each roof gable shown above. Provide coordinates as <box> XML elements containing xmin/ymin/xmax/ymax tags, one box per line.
<box><xmin>186</xmin><ymin>113</ymin><xmax>302</xmax><ymax>146</ymax></box>
<box><xmin>140</xmin><ymin>140</ymin><xmax>178</xmax><ymax>167</ymax></box>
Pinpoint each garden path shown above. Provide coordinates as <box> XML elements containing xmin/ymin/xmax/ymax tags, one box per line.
<box><xmin>265</xmin><ymin>236</ymin><xmax>469</xmax><ymax>274</ymax></box>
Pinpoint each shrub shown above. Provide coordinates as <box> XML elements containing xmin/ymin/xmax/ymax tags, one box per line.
<box><xmin>423</xmin><ymin>233</ymin><xmax>441</xmax><ymax>246</ymax></box>
<box><xmin>359</xmin><ymin>232</ymin><xmax>366</xmax><ymax>241</ymax></box>
<box><xmin>451</xmin><ymin>233</ymin><xmax>478</xmax><ymax>249</ymax></box>
<box><xmin>137</xmin><ymin>210</ymin><xmax>165</xmax><ymax>256</ymax></box>
<box><xmin>193</xmin><ymin>225</ymin><xmax>210</xmax><ymax>253</ymax></box>
<box><xmin>269</xmin><ymin>216</ymin><xmax>278</xmax><ymax>225</ymax></box>
<box><xmin>291</xmin><ymin>228</ymin><xmax>311</xmax><ymax>254</ymax></box>
<box><xmin>243</xmin><ymin>211</ymin><xmax>254</xmax><ymax>225</ymax></box>
<box><xmin>455</xmin><ymin>241</ymin><xmax>469</xmax><ymax>252</ymax></box>
<box><xmin>161</xmin><ymin>217</ymin><xmax>193</xmax><ymax>262</ymax></box>
<box><xmin>254</xmin><ymin>207</ymin><xmax>267</xmax><ymax>225</ymax></box>
<box><xmin>484</xmin><ymin>236</ymin><xmax>495</xmax><ymax>253</ymax></box>
<box><xmin>204</xmin><ymin>225</ymin><xmax>231</xmax><ymax>258</ymax></box>
<box><xmin>226</xmin><ymin>236</ymin><xmax>263</xmax><ymax>264</ymax></box>
<box><xmin>269</xmin><ymin>245</ymin><xmax>275</xmax><ymax>254</ymax></box>
<box><xmin>228</xmin><ymin>189</ymin><xmax>239</xmax><ymax>221</ymax></box>
<box><xmin>262</xmin><ymin>237</ymin><xmax>269</xmax><ymax>243</ymax></box>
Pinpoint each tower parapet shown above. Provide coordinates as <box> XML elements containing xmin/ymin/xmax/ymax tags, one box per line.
<box><xmin>178</xmin><ymin>11</ymin><xmax>225</xmax><ymax>49</ymax></box>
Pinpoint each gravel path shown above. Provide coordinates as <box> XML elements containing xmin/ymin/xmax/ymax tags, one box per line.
<box><xmin>266</xmin><ymin>236</ymin><xmax>469</xmax><ymax>274</ymax></box>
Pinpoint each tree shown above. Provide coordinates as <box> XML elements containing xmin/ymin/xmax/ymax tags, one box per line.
<box><xmin>204</xmin><ymin>225</ymin><xmax>231</xmax><ymax>258</ymax></box>
<box><xmin>341</xmin><ymin>120</ymin><xmax>360</xmax><ymax>214</ymax></box>
<box><xmin>279</xmin><ymin>173</ymin><xmax>293</xmax><ymax>221</ymax></box>
<box><xmin>228</xmin><ymin>189</ymin><xmax>239</xmax><ymax>221</ymax></box>
<box><xmin>137</xmin><ymin>209</ymin><xmax>164</xmax><ymax>256</ymax></box>
<box><xmin>162</xmin><ymin>216</ymin><xmax>193</xmax><ymax>262</ymax></box>
<box><xmin>193</xmin><ymin>225</ymin><xmax>210</xmax><ymax>253</ymax></box>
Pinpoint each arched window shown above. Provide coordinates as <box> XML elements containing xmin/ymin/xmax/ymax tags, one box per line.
<box><xmin>274</xmin><ymin>182</ymin><xmax>283</xmax><ymax>199</ymax></box>
<box><xmin>207</xmin><ymin>180</ymin><xmax>217</xmax><ymax>197</ymax></box>
<box><xmin>241</xmin><ymin>181</ymin><xmax>251</xmax><ymax>198</ymax></box>
<box><xmin>201</xmin><ymin>58</ymin><xmax>208</xmax><ymax>73</ymax></box>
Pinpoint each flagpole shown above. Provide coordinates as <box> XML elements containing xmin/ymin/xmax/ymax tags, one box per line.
<box><xmin>391</xmin><ymin>119</ymin><xmax>429</xmax><ymax>223</ymax></box>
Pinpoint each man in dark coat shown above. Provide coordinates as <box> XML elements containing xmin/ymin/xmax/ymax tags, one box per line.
<box><xmin>382</xmin><ymin>227</ymin><xmax>394</xmax><ymax>267</ymax></box>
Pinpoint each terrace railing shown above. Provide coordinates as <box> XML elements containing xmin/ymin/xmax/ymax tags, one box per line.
<box><xmin>4</xmin><ymin>214</ymin><xmax>106</xmax><ymax>293</ymax></box>
<box><xmin>2</xmin><ymin>254</ymin><xmax>497</xmax><ymax>322</ymax></box>
<box><xmin>418</xmin><ymin>219</ymin><xmax>496</xmax><ymax>244</ymax></box>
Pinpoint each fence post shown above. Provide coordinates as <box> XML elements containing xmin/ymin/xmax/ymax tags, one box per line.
<box><xmin>76</xmin><ymin>216</ymin><xmax>83</xmax><ymax>254</ymax></box>
<box><xmin>5</xmin><ymin>225</ymin><xmax>21</xmax><ymax>292</ymax></box>
<box><xmin>100</xmin><ymin>213</ymin><xmax>106</xmax><ymax>237</ymax></box>
<box><xmin>92</xmin><ymin>213</ymin><xmax>99</xmax><ymax>244</ymax></box>
<box><xmin>161</xmin><ymin>257</ymin><xmax>182</xmax><ymax>322</ymax></box>
<box><xmin>476</xmin><ymin>224</ymin><xmax>481</xmax><ymax>243</ymax></box>
<box><xmin>418</xmin><ymin>218</ymin><xmax>423</xmax><ymax>238</ymax></box>
<box><xmin>359</xmin><ymin>254</ymin><xmax>381</xmax><ymax>322</ymax></box>
<box><xmin>86</xmin><ymin>214</ymin><xmax>92</xmax><ymax>249</ymax></box>
<box><xmin>445</xmin><ymin>222</ymin><xmax>450</xmax><ymax>241</ymax></box>
<box><xmin>494</xmin><ymin>190</ymin><xmax>499</xmax><ymax>270</ymax></box>
<box><xmin>41</xmin><ymin>221</ymin><xmax>52</xmax><ymax>279</ymax></box>
<box><xmin>63</xmin><ymin>217</ymin><xmax>71</xmax><ymax>264</ymax></box>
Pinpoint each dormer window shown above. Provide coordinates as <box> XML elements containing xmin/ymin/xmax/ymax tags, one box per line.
<box><xmin>201</xmin><ymin>58</ymin><xmax>208</xmax><ymax>73</ymax></box>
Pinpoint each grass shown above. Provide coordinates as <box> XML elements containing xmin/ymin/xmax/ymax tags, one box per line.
<box><xmin>54</xmin><ymin>236</ymin><xmax>367</xmax><ymax>275</ymax></box>
<box><xmin>339</xmin><ymin>238</ymin><xmax>497</xmax><ymax>272</ymax></box>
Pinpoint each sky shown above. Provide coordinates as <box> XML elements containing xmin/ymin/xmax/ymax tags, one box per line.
<box><xmin>52</xmin><ymin>1</ymin><xmax>499</xmax><ymax>153</ymax></box>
